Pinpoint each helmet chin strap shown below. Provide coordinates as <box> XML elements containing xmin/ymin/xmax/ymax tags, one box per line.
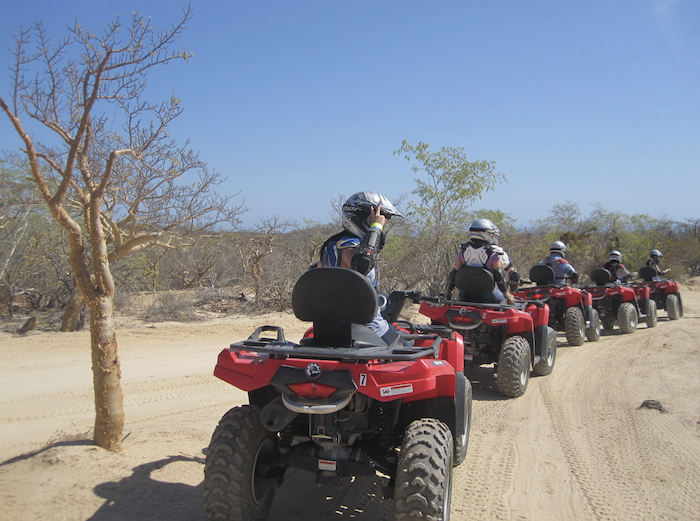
<box><xmin>342</xmin><ymin>214</ymin><xmax>367</xmax><ymax>238</ymax></box>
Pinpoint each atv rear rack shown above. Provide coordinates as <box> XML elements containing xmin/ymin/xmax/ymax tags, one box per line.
<box><xmin>230</xmin><ymin>325</ymin><xmax>442</xmax><ymax>362</ymax></box>
<box><xmin>420</xmin><ymin>295</ymin><xmax>547</xmax><ymax>310</ymax></box>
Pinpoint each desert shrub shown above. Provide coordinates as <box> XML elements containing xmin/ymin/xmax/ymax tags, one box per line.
<box><xmin>141</xmin><ymin>291</ymin><xmax>198</xmax><ymax>322</ymax></box>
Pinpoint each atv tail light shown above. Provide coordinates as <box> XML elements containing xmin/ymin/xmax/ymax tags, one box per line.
<box><xmin>287</xmin><ymin>381</ymin><xmax>338</xmax><ymax>399</ymax></box>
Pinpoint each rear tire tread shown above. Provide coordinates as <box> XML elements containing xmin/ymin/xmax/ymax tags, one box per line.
<box><xmin>395</xmin><ymin>419</ymin><xmax>454</xmax><ymax>521</ymax></box>
<box><xmin>496</xmin><ymin>335</ymin><xmax>531</xmax><ymax>398</ymax></box>
<box><xmin>618</xmin><ymin>302</ymin><xmax>638</xmax><ymax>334</ymax></box>
<box><xmin>564</xmin><ymin>307</ymin><xmax>585</xmax><ymax>346</ymax></box>
<box><xmin>204</xmin><ymin>405</ymin><xmax>277</xmax><ymax>521</ymax></box>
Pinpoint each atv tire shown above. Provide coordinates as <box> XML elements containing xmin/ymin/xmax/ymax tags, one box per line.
<box><xmin>534</xmin><ymin>327</ymin><xmax>557</xmax><ymax>376</ymax></box>
<box><xmin>395</xmin><ymin>418</ymin><xmax>454</xmax><ymax>521</ymax></box>
<box><xmin>204</xmin><ymin>405</ymin><xmax>279</xmax><ymax>521</ymax></box>
<box><xmin>666</xmin><ymin>293</ymin><xmax>680</xmax><ymax>320</ymax></box>
<box><xmin>453</xmin><ymin>374</ymin><xmax>472</xmax><ymax>466</ymax></box>
<box><xmin>617</xmin><ymin>302</ymin><xmax>638</xmax><ymax>334</ymax></box>
<box><xmin>564</xmin><ymin>307</ymin><xmax>585</xmax><ymax>346</ymax></box>
<box><xmin>585</xmin><ymin>309</ymin><xmax>601</xmax><ymax>342</ymax></box>
<box><xmin>496</xmin><ymin>335</ymin><xmax>531</xmax><ymax>398</ymax></box>
<box><xmin>645</xmin><ymin>299</ymin><xmax>658</xmax><ymax>328</ymax></box>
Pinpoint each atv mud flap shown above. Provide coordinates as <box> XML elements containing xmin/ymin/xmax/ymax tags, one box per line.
<box><xmin>676</xmin><ymin>292</ymin><xmax>685</xmax><ymax>317</ymax></box>
<box><xmin>637</xmin><ymin>297</ymin><xmax>650</xmax><ymax>316</ymax></box>
<box><xmin>455</xmin><ymin>371</ymin><xmax>468</xmax><ymax>440</ymax></box>
<box><xmin>533</xmin><ymin>324</ymin><xmax>549</xmax><ymax>367</ymax></box>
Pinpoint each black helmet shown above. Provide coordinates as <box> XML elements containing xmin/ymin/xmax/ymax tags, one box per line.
<box><xmin>650</xmin><ymin>249</ymin><xmax>663</xmax><ymax>262</ymax></box>
<box><xmin>550</xmin><ymin>240</ymin><xmax>567</xmax><ymax>257</ymax></box>
<box><xmin>469</xmin><ymin>218</ymin><xmax>500</xmax><ymax>245</ymax></box>
<box><xmin>608</xmin><ymin>250</ymin><xmax>622</xmax><ymax>263</ymax></box>
<box><xmin>341</xmin><ymin>192</ymin><xmax>403</xmax><ymax>238</ymax></box>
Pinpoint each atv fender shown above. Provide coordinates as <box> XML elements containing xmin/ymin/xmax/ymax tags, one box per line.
<box><xmin>533</xmin><ymin>324</ymin><xmax>550</xmax><ymax>367</ymax></box>
<box><xmin>637</xmin><ymin>297</ymin><xmax>650</xmax><ymax>315</ymax></box>
<box><xmin>675</xmin><ymin>292</ymin><xmax>684</xmax><ymax>317</ymax></box>
<box><xmin>454</xmin><ymin>371</ymin><xmax>469</xmax><ymax>441</ymax></box>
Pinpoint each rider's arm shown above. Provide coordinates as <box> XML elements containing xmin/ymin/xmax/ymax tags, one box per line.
<box><xmin>349</xmin><ymin>204</ymin><xmax>387</xmax><ymax>275</ymax></box>
<box><xmin>491</xmin><ymin>256</ymin><xmax>514</xmax><ymax>303</ymax></box>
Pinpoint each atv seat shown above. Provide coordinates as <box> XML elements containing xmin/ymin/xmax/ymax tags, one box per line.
<box><xmin>292</xmin><ymin>267</ymin><xmax>386</xmax><ymax>348</ymax></box>
<box><xmin>638</xmin><ymin>266</ymin><xmax>657</xmax><ymax>282</ymax></box>
<box><xmin>590</xmin><ymin>268</ymin><xmax>612</xmax><ymax>286</ymax></box>
<box><xmin>529</xmin><ymin>265</ymin><xmax>556</xmax><ymax>286</ymax></box>
<box><xmin>455</xmin><ymin>266</ymin><xmax>495</xmax><ymax>302</ymax></box>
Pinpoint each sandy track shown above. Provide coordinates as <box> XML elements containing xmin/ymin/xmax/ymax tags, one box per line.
<box><xmin>1</xmin><ymin>291</ymin><xmax>699</xmax><ymax>520</ymax></box>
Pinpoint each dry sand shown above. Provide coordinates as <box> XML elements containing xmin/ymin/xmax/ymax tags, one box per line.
<box><xmin>1</xmin><ymin>288</ymin><xmax>699</xmax><ymax>520</ymax></box>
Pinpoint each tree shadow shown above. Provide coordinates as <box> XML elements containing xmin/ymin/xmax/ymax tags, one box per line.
<box><xmin>0</xmin><ymin>438</ymin><xmax>95</xmax><ymax>467</ymax></box>
<box><xmin>89</xmin><ymin>455</ymin><xmax>206</xmax><ymax>520</ymax></box>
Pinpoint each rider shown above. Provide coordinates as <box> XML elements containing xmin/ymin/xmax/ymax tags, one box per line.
<box><xmin>603</xmin><ymin>250</ymin><xmax>633</xmax><ymax>283</ymax></box>
<box><xmin>315</xmin><ymin>191</ymin><xmax>404</xmax><ymax>344</ymax></box>
<box><xmin>446</xmin><ymin>218</ymin><xmax>514</xmax><ymax>304</ymax></box>
<box><xmin>646</xmin><ymin>249</ymin><xmax>670</xmax><ymax>280</ymax></box>
<box><xmin>539</xmin><ymin>241</ymin><xmax>579</xmax><ymax>284</ymax></box>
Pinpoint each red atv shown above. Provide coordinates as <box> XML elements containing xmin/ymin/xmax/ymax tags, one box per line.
<box><xmin>635</xmin><ymin>266</ymin><xmax>684</xmax><ymax>321</ymax></box>
<box><xmin>514</xmin><ymin>265</ymin><xmax>601</xmax><ymax>346</ymax></box>
<box><xmin>204</xmin><ymin>267</ymin><xmax>471</xmax><ymax>521</ymax></box>
<box><xmin>630</xmin><ymin>279</ymin><xmax>659</xmax><ymax>328</ymax></box>
<box><xmin>418</xmin><ymin>266</ymin><xmax>557</xmax><ymax>398</ymax></box>
<box><xmin>584</xmin><ymin>268</ymin><xmax>655</xmax><ymax>333</ymax></box>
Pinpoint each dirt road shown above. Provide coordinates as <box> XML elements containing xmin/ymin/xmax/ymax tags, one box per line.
<box><xmin>1</xmin><ymin>288</ymin><xmax>699</xmax><ymax>520</ymax></box>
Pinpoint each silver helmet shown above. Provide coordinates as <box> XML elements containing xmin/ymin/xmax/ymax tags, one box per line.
<box><xmin>469</xmin><ymin>218</ymin><xmax>500</xmax><ymax>245</ymax></box>
<box><xmin>550</xmin><ymin>240</ymin><xmax>567</xmax><ymax>257</ymax></box>
<box><xmin>341</xmin><ymin>192</ymin><xmax>403</xmax><ymax>238</ymax></box>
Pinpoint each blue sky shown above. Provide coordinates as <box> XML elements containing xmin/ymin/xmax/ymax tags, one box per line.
<box><xmin>1</xmin><ymin>1</ymin><xmax>698</xmax><ymax>228</ymax></box>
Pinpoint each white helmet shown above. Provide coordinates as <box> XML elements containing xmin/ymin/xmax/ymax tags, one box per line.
<box><xmin>550</xmin><ymin>241</ymin><xmax>567</xmax><ymax>257</ymax></box>
<box><xmin>650</xmin><ymin>249</ymin><xmax>663</xmax><ymax>262</ymax></box>
<box><xmin>341</xmin><ymin>192</ymin><xmax>403</xmax><ymax>238</ymax></box>
<box><xmin>608</xmin><ymin>250</ymin><xmax>622</xmax><ymax>263</ymax></box>
<box><xmin>469</xmin><ymin>218</ymin><xmax>500</xmax><ymax>245</ymax></box>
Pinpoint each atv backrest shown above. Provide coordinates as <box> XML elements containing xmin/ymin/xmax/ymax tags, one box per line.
<box><xmin>529</xmin><ymin>265</ymin><xmax>556</xmax><ymax>286</ymax></box>
<box><xmin>292</xmin><ymin>267</ymin><xmax>379</xmax><ymax>347</ymax></box>
<box><xmin>455</xmin><ymin>266</ymin><xmax>495</xmax><ymax>293</ymax></box>
<box><xmin>638</xmin><ymin>266</ymin><xmax>657</xmax><ymax>282</ymax></box>
<box><xmin>590</xmin><ymin>268</ymin><xmax>612</xmax><ymax>286</ymax></box>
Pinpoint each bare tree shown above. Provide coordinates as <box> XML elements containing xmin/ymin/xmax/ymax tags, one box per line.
<box><xmin>238</xmin><ymin>216</ymin><xmax>292</xmax><ymax>303</ymax></box>
<box><xmin>0</xmin><ymin>8</ymin><xmax>244</xmax><ymax>451</ymax></box>
<box><xmin>394</xmin><ymin>141</ymin><xmax>504</xmax><ymax>294</ymax></box>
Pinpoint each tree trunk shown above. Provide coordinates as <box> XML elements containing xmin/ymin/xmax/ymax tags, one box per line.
<box><xmin>88</xmin><ymin>293</ymin><xmax>124</xmax><ymax>452</ymax></box>
<box><xmin>61</xmin><ymin>288</ymin><xmax>86</xmax><ymax>332</ymax></box>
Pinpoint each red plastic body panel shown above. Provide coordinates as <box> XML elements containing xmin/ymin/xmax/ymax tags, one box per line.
<box><xmin>419</xmin><ymin>300</ymin><xmax>536</xmax><ymax>334</ymax></box>
<box><xmin>633</xmin><ymin>285</ymin><xmax>651</xmax><ymax>300</ymax></box>
<box><xmin>586</xmin><ymin>285</ymin><xmax>637</xmax><ymax>303</ymax></box>
<box><xmin>514</xmin><ymin>285</ymin><xmax>585</xmax><ymax>309</ymax></box>
<box><xmin>214</xmin><ymin>349</ymin><xmax>457</xmax><ymax>403</ymax></box>
<box><xmin>635</xmin><ymin>279</ymin><xmax>680</xmax><ymax>296</ymax></box>
<box><xmin>524</xmin><ymin>302</ymin><xmax>550</xmax><ymax>328</ymax></box>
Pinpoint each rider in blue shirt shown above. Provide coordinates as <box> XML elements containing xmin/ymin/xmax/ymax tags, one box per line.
<box><xmin>539</xmin><ymin>241</ymin><xmax>579</xmax><ymax>284</ymax></box>
<box><xmin>315</xmin><ymin>191</ymin><xmax>403</xmax><ymax>343</ymax></box>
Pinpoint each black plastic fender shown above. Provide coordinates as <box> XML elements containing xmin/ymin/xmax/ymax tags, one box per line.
<box><xmin>675</xmin><ymin>292</ymin><xmax>685</xmax><ymax>317</ymax></box>
<box><xmin>455</xmin><ymin>371</ymin><xmax>469</xmax><ymax>440</ymax></box>
<box><xmin>638</xmin><ymin>297</ymin><xmax>650</xmax><ymax>316</ymax></box>
<box><xmin>533</xmin><ymin>324</ymin><xmax>549</xmax><ymax>367</ymax></box>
